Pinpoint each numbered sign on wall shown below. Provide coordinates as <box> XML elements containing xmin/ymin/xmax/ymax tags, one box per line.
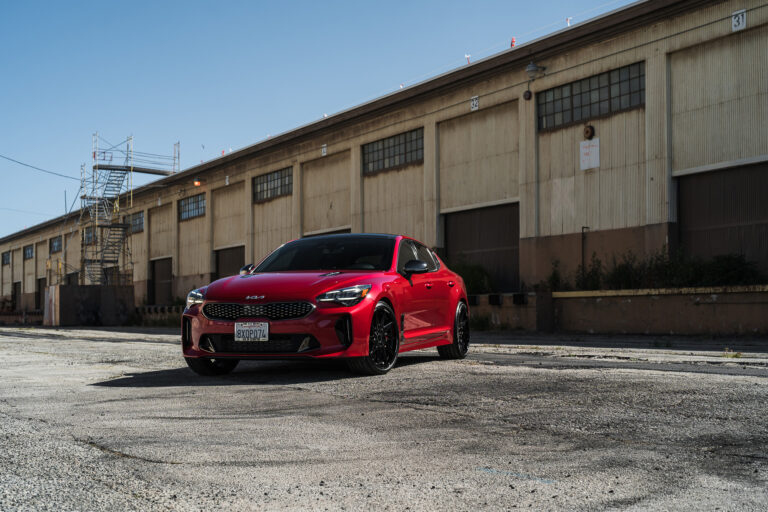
<box><xmin>470</xmin><ymin>96</ymin><xmax>479</xmax><ymax>112</ymax></box>
<box><xmin>732</xmin><ymin>9</ymin><xmax>746</xmax><ymax>32</ymax></box>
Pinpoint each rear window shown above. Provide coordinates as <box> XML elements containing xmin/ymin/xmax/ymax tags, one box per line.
<box><xmin>256</xmin><ymin>237</ymin><xmax>395</xmax><ymax>272</ymax></box>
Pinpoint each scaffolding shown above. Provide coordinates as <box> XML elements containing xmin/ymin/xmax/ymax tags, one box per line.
<box><xmin>79</xmin><ymin>133</ymin><xmax>178</xmax><ymax>285</ymax></box>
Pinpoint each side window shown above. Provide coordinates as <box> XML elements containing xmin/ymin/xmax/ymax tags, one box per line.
<box><xmin>396</xmin><ymin>240</ymin><xmax>417</xmax><ymax>274</ymax></box>
<box><xmin>413</xmin><ymin>242</ymin><xmax>438</xmax><ymax>272</ymax></box>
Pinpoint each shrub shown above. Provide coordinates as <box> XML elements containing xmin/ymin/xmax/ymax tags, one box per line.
<box><xmin>551</xmin><ymin>250</ymin><xmax>765</xmax><ymax>291</ymax></box>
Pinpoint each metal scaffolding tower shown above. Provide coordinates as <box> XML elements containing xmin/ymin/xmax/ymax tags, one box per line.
<box><xmin>79</xmin><ymin>133</ymin><xmax>178</xmax><ymax>285</ymax></box>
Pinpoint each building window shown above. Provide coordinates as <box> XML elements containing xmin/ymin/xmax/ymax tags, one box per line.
<box><xmin>179</xmin><ymin>193</ymin><xmax>206</xmax><ymax>221</ymax></box>
<box><xmin>49</xmin><ymin>236</ymin><xmax>62</xmax><ymax>253</ymax></box>
<box><xmin>125</xmin><ymin>211</ymin><xmax>144</xmax><ymax>233</ymax></box>
<box><xmin>83</xmin><ymin>226</ymin><xmax>95</xmax><ymax>246</ymax></box>
<box><xmin>362</xmin><ymin>127</ymin><xmax>424</xmax><ymax>175</ymax></box>
<box><xmin>23</xmin><ymin>245</ymin><xmax>33</xmax><ymax>260</ymax></box>
<box><xmin>253</xmin><ymin>167</ymin><xmax>292</xmax><ymax>203</ymax></box>
<box><xmin>1</xmin><ymin>251</ymin><xmax>9</xmax><ymax>265</ymax></box>
<box><xmin>537</xmin><ymin>61</ymin><xmax>645</xmax><ymax>131</ymax></box>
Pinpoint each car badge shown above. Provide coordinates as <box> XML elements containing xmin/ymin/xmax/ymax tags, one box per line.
<box><xmin>245</xmin><ymin>295</ymin><xmax>265</xmax><ymax>300</ymax></box>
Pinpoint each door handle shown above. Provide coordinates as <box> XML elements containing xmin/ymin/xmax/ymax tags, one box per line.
<box><xmin>448</xmin><ymin>281</ymin><xmax>455</xmax><ymax>287</ymax></box>
<box><xmin>425</xmin><ymin>282</ymin><xmax>433</xmax><ymax>289</ymax></box>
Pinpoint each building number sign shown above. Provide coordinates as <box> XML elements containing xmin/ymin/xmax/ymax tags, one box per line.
<box><xmin>470</xmin><ymin>96</ymin><xmax>479</xmax><ymax>112</ymax></box>
<box><xmin>732</xmin><ymin>9</ymin><xmax>746</xmax><ymax>32</ymax></box>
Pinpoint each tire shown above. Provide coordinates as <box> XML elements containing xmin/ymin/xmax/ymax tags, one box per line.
<box><xmin>347</xmin><ymin>301</ymin><xmax>400</xmax><ymax>375</ymax></box>
<box><xmin>438</xmin><ymin>301</ymin><xmax>469</xmax><ymax>359</ymax></box>
<box><xmin>185</xmin><ymin>357</ymin><xmax>239</xmax><ymax>376</ymax></box>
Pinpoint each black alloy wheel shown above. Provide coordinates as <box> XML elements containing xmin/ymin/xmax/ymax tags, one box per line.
<box><xmin>185</xmin><ymin>357</ymin><xmax>239</xmax><ymax>376</ymax></box>
<box><xmin>438</xmin><ymin>301</ymin><xmax>470</xmax><ymax>359</ymax></box>
<box><xmin>348</xmin><ymin>301</ymin><xmax>399</xmax><ymax>375</ymax></box>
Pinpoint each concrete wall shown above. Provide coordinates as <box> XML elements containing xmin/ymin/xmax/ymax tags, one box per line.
<box><xmin>552</xmin><ymin>286</ymin><xmax>768</xmax><ymax>335</ymax></box>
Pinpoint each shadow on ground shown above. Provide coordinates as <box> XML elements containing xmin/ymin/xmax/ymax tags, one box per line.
<box><xmin>91</xmin><ymin>354</ymin><xmax>439</xmax><ymax>388</ymax></box>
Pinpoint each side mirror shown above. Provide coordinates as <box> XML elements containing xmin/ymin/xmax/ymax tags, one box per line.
<box><xmin>403</xmin><ymin>259</ymin><xmax>428</xmax><ymax>275</ymax></box>
<box><xmin>239</xmin><ymin>263</ymin><xmax>255</xmax><ymax>275</ymax></box>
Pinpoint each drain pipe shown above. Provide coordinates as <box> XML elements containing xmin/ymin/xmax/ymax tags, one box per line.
<box><xmin>581</xmin><ymin>226</ymin><xmax>590</xmax><ymax>283</ymax></box>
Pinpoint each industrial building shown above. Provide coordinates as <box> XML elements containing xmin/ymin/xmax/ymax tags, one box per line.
<box><xmin>1</xmin><ymin>0</ymin><xmax>767</xmax><ymax>313</ymax></box>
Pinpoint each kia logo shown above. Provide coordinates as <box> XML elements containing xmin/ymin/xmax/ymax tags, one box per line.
<box><xmin>245</xmin><ymin>295</ymin><xmax>265</xmax><ymax>300</ymax></box>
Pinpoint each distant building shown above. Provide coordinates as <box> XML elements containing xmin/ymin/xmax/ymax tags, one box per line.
<box><xmin>2</xmin><ymin>0</ymin><xmax>767</xmax><ymax>310</ymax></box>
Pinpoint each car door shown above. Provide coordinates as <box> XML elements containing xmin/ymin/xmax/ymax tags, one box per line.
<box><xmin>396</xmin><ymin>239</ymin><xmax>447</xmax><ymax>343</ymax></box>
<box><xmin>411</xmin><ymin>241</ymin><xmax>452</xmax><ymax>334</ymax></box>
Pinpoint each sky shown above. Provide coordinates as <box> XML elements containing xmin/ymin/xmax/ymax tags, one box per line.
<box><xmin>0</xmin><ymin>0</ymin><xmax>635</xmax><ymax>238</ymax></box>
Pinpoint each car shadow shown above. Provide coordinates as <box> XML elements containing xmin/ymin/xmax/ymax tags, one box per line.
<box><xmin>91</xmin><ymin>353</ymin><xmax>440</xmax><ymax>388</ymax></box>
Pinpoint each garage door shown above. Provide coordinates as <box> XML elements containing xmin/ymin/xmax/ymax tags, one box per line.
<box><xmin>678</xmin><ymin>164</ymin><xmax>768</xmax><ymax>273</ymax></box>
<box><xmin>149</xmin><ymin>258</ymin><xmax>173</xmax><ymax>306</ymax></box>
<box><xmin>444</xmin><ymin>203</ymin><xmax>519</xmax><ymax>292</ymax></box>
<box><xmin>215</xmin><ymin>246</ymin><xmax>245</xmax><ymax>280</ymax></box>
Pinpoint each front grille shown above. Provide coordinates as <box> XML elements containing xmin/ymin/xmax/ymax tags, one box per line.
<box><xmin>201</xmin><ymin>334</ymin><xmax>320</xmax><ymax>354</ymax></box>
<box><xmin>202</xmin><ymin>301</ymin><xmax>314</xmax><ymax>321</ymax></box>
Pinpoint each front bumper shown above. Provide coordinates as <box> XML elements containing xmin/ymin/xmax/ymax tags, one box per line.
<box><xmin>182</xmin><ymin>298</ymin><xmax>376</xmax><ymax>359</ymax></box>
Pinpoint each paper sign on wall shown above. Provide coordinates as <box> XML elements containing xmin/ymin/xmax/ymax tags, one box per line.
<box><xmin>580</xmin><ymin>138</ymin><xmax>600</xmax><ymax>171</ymax></box>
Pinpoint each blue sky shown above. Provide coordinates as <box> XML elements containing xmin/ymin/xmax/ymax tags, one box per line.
<box><xmin>0</xmin><ymin>0</ymin><xmax>634</xmax><ymax>238</ymax></box>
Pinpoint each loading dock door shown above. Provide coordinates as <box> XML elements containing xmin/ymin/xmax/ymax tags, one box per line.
<box><xmin>444</xmin><ymin>203</ymin><xmax>520</xmax><ymax>291</ymax></box>
<box><xmin>35</xmin><ymin>277</ymin><xmax>46</xmax><ymax>311</ymax></box>
<box><xmin>12</xmin><ymin>282</ymin><xmax>21</xmax><ymax>312</ymax></box>
<box><xmin>215</xmin><ymin>246</ymin><xmax>245</xmax><ymax>280</ymax></box>
<box><xmin>678</xmin><ymin>165</ymin><xmax>768</xmax><ymax>273</ymax></box>
<box><xmin>150</xmin><ymin>258</ymin><xmax>173</xmax><ymax>306</ymax></box>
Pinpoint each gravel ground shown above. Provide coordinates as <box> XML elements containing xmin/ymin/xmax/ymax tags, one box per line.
<box><xmin>0</xmin><ymin>326</ymin><xmax>766</xmax><ymax>511</ymax></box>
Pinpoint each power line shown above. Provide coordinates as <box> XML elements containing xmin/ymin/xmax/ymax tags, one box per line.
<box><xmin>0</xmin><ymin>153</ymin><xmax>80</xmax><ymax>181</ymax></box>
<box><xmin>0</xmin><ymin>207</ymin><xmax>59</xmax><ymax>217</ymax></box>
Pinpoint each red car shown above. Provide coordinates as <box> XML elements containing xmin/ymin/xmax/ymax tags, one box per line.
<box><xmin>181</xmin><ymin>234</ymin><xmax>470</xmax><ymax>376</ymax></box>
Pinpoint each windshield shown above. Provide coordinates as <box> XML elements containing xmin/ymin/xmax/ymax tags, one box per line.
<box><xmin>255</xmin><ymin>236</ymin><xmax>396</xmax><ymax>272</ymax></box>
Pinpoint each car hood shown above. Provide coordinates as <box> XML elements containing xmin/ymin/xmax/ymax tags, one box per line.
<box><xmin>203</xmin><ymin>271</ymin><xmax>378</xmax><ymax>302</ymax></box>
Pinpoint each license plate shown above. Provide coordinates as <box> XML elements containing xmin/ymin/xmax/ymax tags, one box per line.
<box><xmin>234</xmin><ymin>322</ymin><xmax>269</xmax><ymax>341</ymax></box>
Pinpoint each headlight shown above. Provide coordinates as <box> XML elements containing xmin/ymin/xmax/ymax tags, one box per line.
<box><xmin>186</xmin><ymin>288</ymin><xmax>205</xmax><ymax>309</ymax></box>
<box><xmin>316</xmin><ymin>284</ymin><xmax>371</xmax><ymax>307</ymax></box>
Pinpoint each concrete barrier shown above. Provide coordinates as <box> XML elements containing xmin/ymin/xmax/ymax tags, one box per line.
<box><xmin>551</xmin><ymin>285</ymin><xmax>768</xmax><ymax>335</ymax></box>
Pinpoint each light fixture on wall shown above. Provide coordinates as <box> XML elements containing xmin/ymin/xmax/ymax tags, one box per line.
<box><xmin>525</xmin><ymin>61</ymin><xmax>546</xmax><ymax>80</ymax></box>
<box><xmin>193</xmin><ymin>178</ymin><xmax>203</xmax><ymax>187</ymax></box>
<box><xmin>523</xmin><ymin>61</ymin><xmax>546</xmax><ymax>101</ymax></box>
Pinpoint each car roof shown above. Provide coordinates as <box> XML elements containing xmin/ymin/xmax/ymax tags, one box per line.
<box><xmin>295</xmin><ymin>233</ymin><xmax>400</xmax><ymax>242</ymax></box>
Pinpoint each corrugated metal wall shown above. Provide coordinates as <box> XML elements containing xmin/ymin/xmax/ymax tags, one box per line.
<box><xmin>671</xmin><ymin>23</ymin><xmax>768</xmax><ymax>172</ymax></box>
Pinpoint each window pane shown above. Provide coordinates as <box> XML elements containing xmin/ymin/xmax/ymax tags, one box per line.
<box><xmin>621</xmin><ymin>94</ymin><xmax>630</xmax><ymax>109</ymax></box>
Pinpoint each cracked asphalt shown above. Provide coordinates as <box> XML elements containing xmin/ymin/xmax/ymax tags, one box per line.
<box><xmin>0</xmin><ymin>326</ymin><xmax>766</xmax><ymax>511</ymax></box>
